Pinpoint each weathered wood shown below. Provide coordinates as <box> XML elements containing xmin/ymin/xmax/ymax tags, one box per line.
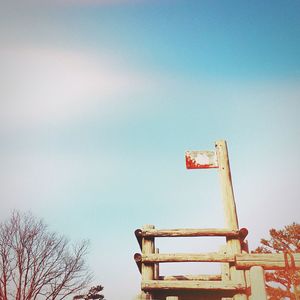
<box><xmin>159</xmin><ymin>274</ymin><xmax>222</xmax><ymax>281</ymax></box>
<box><xmin>154</xmin><ymin>248</ymin><xmax>159</xmax><ymax>280</ymax></box>
<box><xmin>142</xmin><ymin>280</ymin><xmax>246</xmax><ymax>291</ymax></box>
<box><xmin>226</xmin><ymin>239</ymin><xmax>247</xmax><ymax>300</ymax></box>
<box><xmin>216</xmin><ymin>140</ymin><xmax>246</xmax><ymax>300</ymax></box>
<box><xmin>141</xmin><ymin>225</ymin><xmax>155</xmax><ymax>300</ymax></box>
<box><xmin>137</xmin><ymin>252</ymin><xmax>300</xmax><ymax>270</ymax></box>
<box><xmin>220</xmin><ymin>245</ymin><xmax>230</xmax><ymax>281</ymax></box>
<box><xmin>236</xmin><ymin>253</ymin><xmax>300</xmax><ymax>270</ymax></box>
<box><xmin>137</xmin><ymin>252</ymin><xmax>235</xmax><ymax>263</ymax></box>
<box><xmin>249</xmin><ymin>266</ymin><xmax>267</xmax><ymax>300</ymax></box>
<box><xmin>215</xmin><ymin>140</ymin><xmax>239</xmax><ymax>230</ymax></box>
<box><xmin>242</xmin><ymin>250</ymin><xmax>251</xmax><ymax>291</ymax></box>
<box><xmin>185</xmin><ymin>150</ymin><xmax>218</xmax><ymax>169</ymax></box>
<box><xmin>137</xmin><ymin>228</ymin><xmax>248</xmax><ymax>239</ymax></box>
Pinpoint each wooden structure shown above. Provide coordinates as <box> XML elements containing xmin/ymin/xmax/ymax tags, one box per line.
<box><xmin>134</xmin><ymin>140</ymin><xmax>300</xmax><ymax>300</ymax></box>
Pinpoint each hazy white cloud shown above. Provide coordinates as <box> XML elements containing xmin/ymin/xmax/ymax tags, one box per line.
<box><xmin>0</xmin><ymin>0</ymin><xmax>150</xmax><ymax>10</ymax></box>
<box><xmin>0</xmin><ymin>46</ymin><xmax>150</xmax><ymax>130</ymax></box>
<box><xmin>58</xmin><ymin>0</ymin><xmax>148</xmax><ymax>4</ymax></box>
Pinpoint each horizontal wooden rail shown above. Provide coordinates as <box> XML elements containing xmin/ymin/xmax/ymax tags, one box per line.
<box><xmin>236</xmin><ymin>253</ymin><xmax>300</xmax><ymax>270</ymax></box>
<box><xmin>135</xmin><ymin>252</ymin><xmax>300</xmax><ymax>272</ymax></box>
<box><xmin>158</xmin><ymin>274</ymin><xmax>222</xmax><ymax>281</ymax></box>
<box><xmin>142</xmin><ymin>280</ymin><xmax>245</xmax><ymax>291</ymax></box>
<box><xmin>136</xmin><ymin>228</ymin><xmax>248</xmax><ymax>239</ymax></box>
<box><xmin>135</xmin><ymin>252</ymin><xmax>235</xmax><ymax>263</ymax></box>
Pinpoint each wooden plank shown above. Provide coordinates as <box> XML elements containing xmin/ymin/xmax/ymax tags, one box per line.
<box><xmin>142</xmin><ymin>280</ymin><xmax>245</xmax><ymax>291</ymax></box>
<box><xmin>249</xmin><ymin>266</ymin><xmax>267</xmax><ymax>300</ymax></box>
<box><xmin>137</xmin><ymin>228</ymin><xmax>245</xmax><ymax>238</ymax></box>
<box><xmin>138</xmin><ymin>253</ymin><xmax>235</xmax><ymax>263</ymax></box>
<box><xmin>159</xmin><ymin>274</ymin><xmax>222</xmax><ymax>281</ymax></box>
<box><xmin>236</xmin><ymin>253</ymin><xmax>300</xmax><ymax>270</ymax></box>
<box><xmin>185</xmin><ymin>150</ymin><xmax>218</xmax><ymax>169</ymax></box>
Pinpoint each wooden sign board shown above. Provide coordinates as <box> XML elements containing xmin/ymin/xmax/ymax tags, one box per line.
<box><xmin>185</xmin><ymin>151</ymin><xmax>218</xmax><ymax>169</ymax></box>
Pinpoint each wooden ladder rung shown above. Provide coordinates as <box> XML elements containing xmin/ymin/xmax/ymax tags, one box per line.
<box><xmin>135</xmin><ymin>228</ymin><xmax>248</xmax><ymax>250</ymax></box>
<box><xmin>236</xmin><ymin>253</ymin><xmax>300</xmax><ymax>270</ymax></box>
<box><xmin>135</xmin><ymin>252</ymin><xmax>235</xmax><ymax>263</ymax></box>
<box><xmin>142</xmin><ymin>280</ymin><xmax>246</xmax><ymax>291</ymax></box>
<box><xmin>159</xmin><ymin>274</ymin><xmax>222</xmax><ymax>281</ymax></box>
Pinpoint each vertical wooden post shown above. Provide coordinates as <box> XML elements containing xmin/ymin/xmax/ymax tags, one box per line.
<box><xmin>154</xmin><ymin>248</ymin><xmax>159</xmax><ymax>280</ymax></box>
<box><xmin>215</xmin><ymin>140</ymin><xmax>239</xmax><ymax>230</ymax></box>
<box><xmin>220</xmin><ymin>245</ymin><xmax>232</xmax><ymax>300</ymax></box>
<box><xmin>220</xmin><ymin>245</ymin><xmax>230</xmax><ymax>281</ymax></box>
<box><xmin>249</xmin><ymin>266</ymin><xmax>267</xmax><ymax>300</ymax></box>
<box><xmin>216</xmin><ymin>140</ymin><xmax>247</xmax><ymax>300</ymax></box>
<box><xmin>141</xmin><ymin>225</ymin><xmax>155</xmax><ymax>300</ymax></box>
<box><xmin>242</xmin><ymin>244</ymin><xmax>251</xmax><ymax>291</ymax></box>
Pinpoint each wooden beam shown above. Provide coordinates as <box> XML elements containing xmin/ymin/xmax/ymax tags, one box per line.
<box><xmin>136</xmin><ymin>252</ymin><xmax>235</xmax><ymax>263</ymax></box>
<box><xmin>154</xmin><ymin>248</ymin><xmax>159</xmax><ymax>280</ymax></box>
<box><xmin>249</xmin><ymin>266</ymin><xmax>267</xmax><ymax>300</ymax></box>
<box><xmin>220</xmin><ymin>245</ymin><xmax>230</xmax><ymax>281</ymax></box>
<box><xmin>215</xmin><ymin>140</ymin><xmax>239</xmax><ymax>230</ymax></box>
<box><xmin>215</xmin><ymin>140</ymin><xmax>247</xmax><ymax>300</ymax></box>
<box><xmin>159</xmin><ymin>274</ymin><xmax>222</xmax><ymax>281</ymax></box>
<box><xmin>142</xmin><ymin>280</ymin><xmax>246</xmax><ymax>291</ymax></box>
<box><xmin>136</xmin><ymin>228</ymin><xmax>248</xmax><ymax>239</ymax></box>
<box><xmin>141</xmin><ymin>225</ymin><xmax>155</xmax><ymax>300</ymax></box>
<box><xmin>236</xmin><ymin>253</ymin><xmax>300</xmax><ymax>270</ymax></box>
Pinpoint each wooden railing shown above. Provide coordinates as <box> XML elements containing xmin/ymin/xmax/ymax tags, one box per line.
<box><xmin>134</xmin><ymin>225</ymin><xmax>300</xmax><ymax>300</ymax></box>
<box><xmin>133</xmin><ymin>141</ymin><xmax>299</xmax><ymax>300</ymax></box>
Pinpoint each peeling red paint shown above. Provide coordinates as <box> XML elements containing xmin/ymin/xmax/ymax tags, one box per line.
<box><xmin>185</xmin><ymin>153</ymin><xmax>218</xmax><ymax>169</ymax></box>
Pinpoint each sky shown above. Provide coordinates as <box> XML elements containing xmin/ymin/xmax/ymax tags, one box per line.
<box><xmin>0</xmin><ymin>0</ymin><xmax>300</xmax><ymax>299</ymax></box>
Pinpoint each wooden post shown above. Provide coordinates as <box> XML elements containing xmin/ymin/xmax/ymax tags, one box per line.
<box><xmin>154</xmin><ymin>248</ymin><xmax>159</xmax><ymax>280</ymax></box>
<box><xmin>249</xmin><ymin>266</ymin><xmax>267</xmax><ymax>300</ymax></box>
<box><xmin>220</xmin><ymin>245</ymin><xmax>230</xmax><ymax>281</ymax></box>
<box><xmin>215</xmin><ymin>140</ymin><xmax>247</xmax><ymax>300</ymax></box>
<box><xmin>141</xmin><ymin>225</ymin><xmax>155</xmax><ymax>300</ymax></box>
<box><xmin>215</xmin><ymin>140</ymin><xmax>239</xmax><ymax>230</ymax></box>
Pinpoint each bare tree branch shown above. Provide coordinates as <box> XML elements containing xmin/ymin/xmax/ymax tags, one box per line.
<box><xmin>0</xmin><ymin>211</ymin><xmax>93</xmax><ymax>300</ymax></box>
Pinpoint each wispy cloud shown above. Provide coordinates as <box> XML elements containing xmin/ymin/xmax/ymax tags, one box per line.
<box><xmin>1</xmin><ymin>0</ymin><xmax>150</xmax><ymax>8</ymax></box>
<box><xmin>0</xmin><ymin>46</ymin><xmax>151</xmax><ymax>130</ymax></box>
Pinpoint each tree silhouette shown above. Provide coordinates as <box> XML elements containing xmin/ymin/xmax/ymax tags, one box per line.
<box><xmin>0</xmin><ymin>211</ymin><xmax>92</xmax><ymax>300</ymax></box>
<box><xmin>73</xmin><ymin>285</ymin><xmax>105</xmax><ymax>300</ymax></box>
<box><xmin>254</xmin><ymin>222</ymin><xmax>300</xmax><ymax>299</ymax></box>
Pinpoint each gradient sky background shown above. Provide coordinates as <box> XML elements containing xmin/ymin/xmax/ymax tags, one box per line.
<box><xmin>0</xmin><ymin>0</ymin><xmax>300</xmax><ymax>299</ymax></box>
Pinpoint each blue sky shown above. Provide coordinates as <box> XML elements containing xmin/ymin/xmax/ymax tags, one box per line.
<box><xmin>0</xmin><ymin>1</ymin><xmax>300</xmax><ymax>299</ymax></box>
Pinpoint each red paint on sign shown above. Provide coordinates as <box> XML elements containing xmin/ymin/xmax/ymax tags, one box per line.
<box><xmin>185</xmin><ymin>155</ymin><xmax>211</xmax><ymax>169</ymax></box>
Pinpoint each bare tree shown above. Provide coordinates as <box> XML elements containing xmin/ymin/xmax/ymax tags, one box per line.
<box><xmin>0</xmin><ymin>211</ymin><xmax>93</xmax><ymax>300</ymax></box>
